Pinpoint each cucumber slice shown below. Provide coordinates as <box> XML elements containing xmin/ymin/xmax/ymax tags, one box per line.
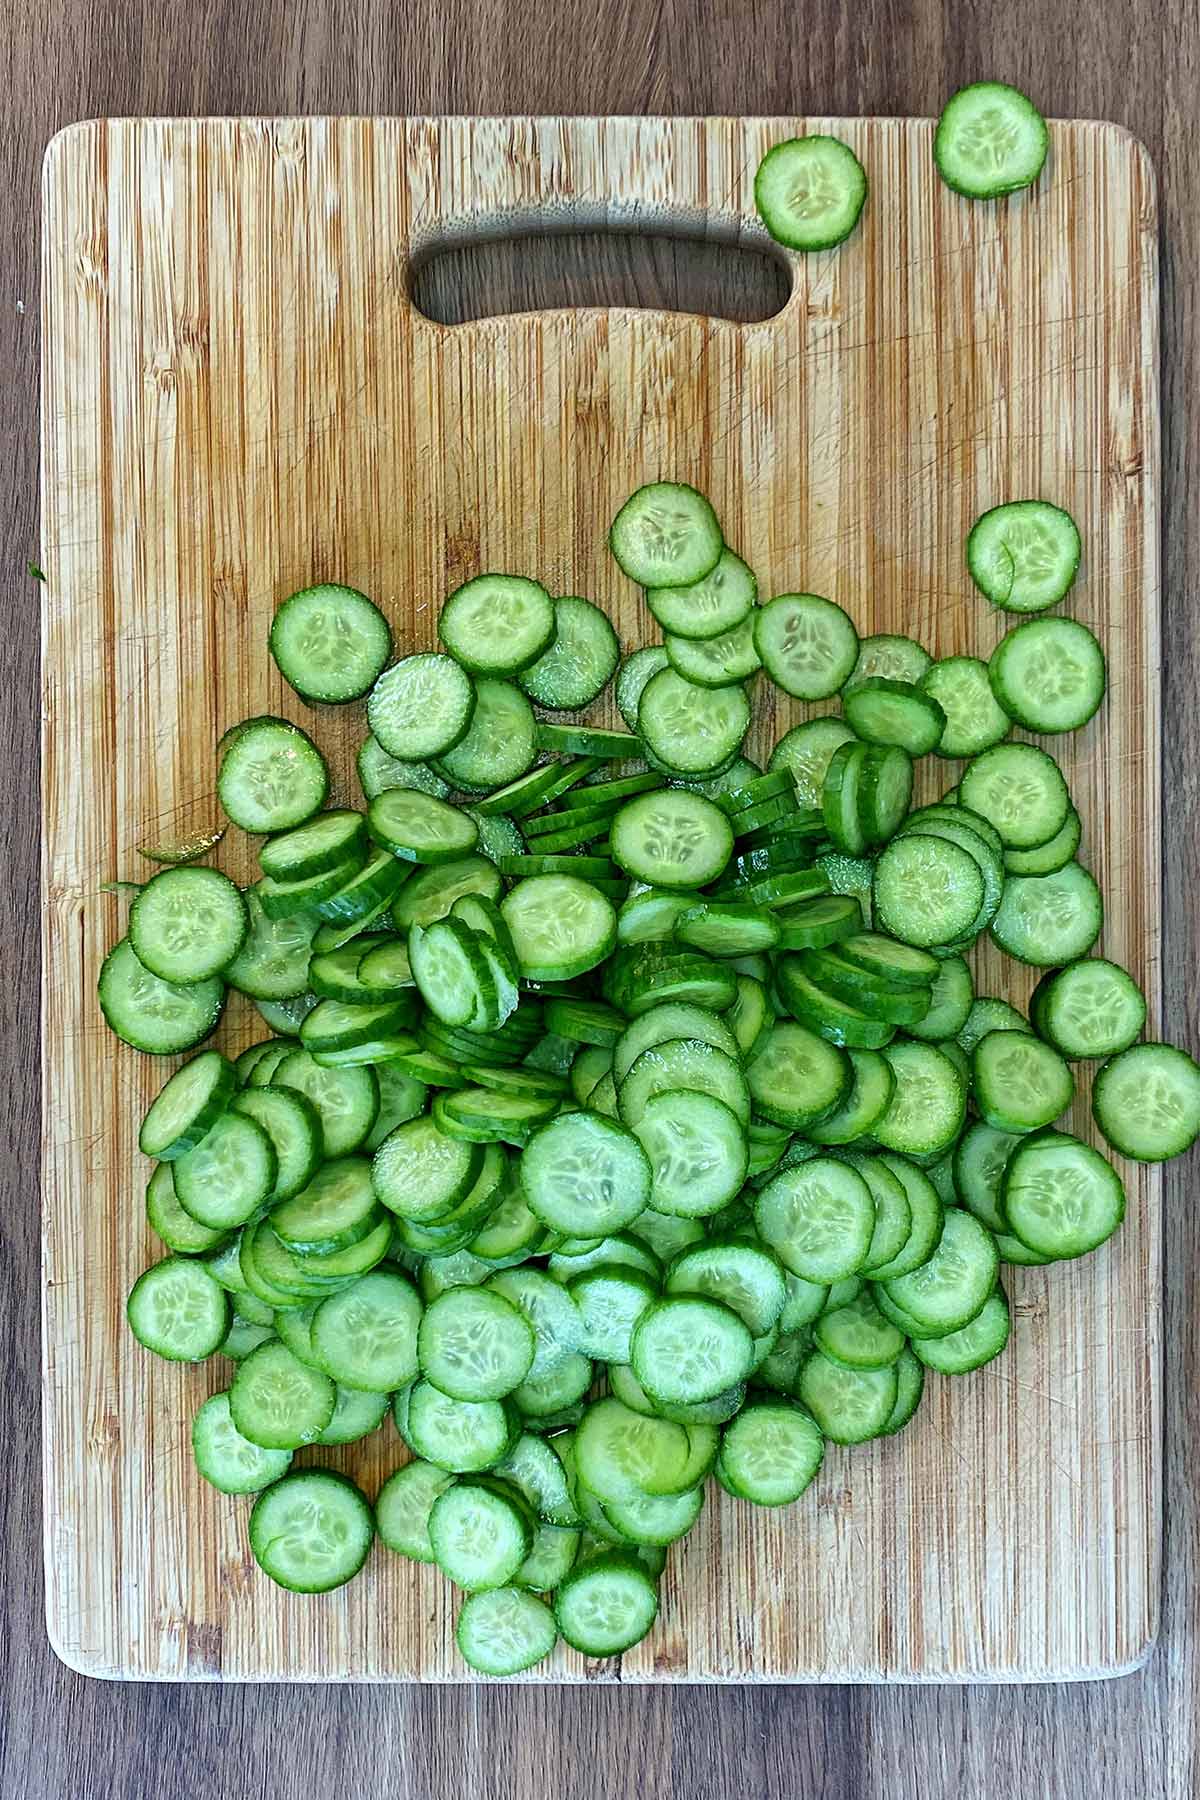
<box><xmin>797</xmin><ymin>1350</ymin><xmax>897</xmax><ymax>1443</ymax></box>
<box><xmin>768</xmin><ymin>716</ymin><xmax>857</xmax><ymax>807</ymax></box>
<box><xmin>272</xmin><ymin>1048</ymin><xmax>379</xmax><ymax>1155</ymax></box>
<box><xmin>872</xmin><ymin>1040</ymin><xmax>966</xmax><ymax>1156</ymax></box>
<box><xmin>517</xmin><ymin>595</ymin><xmax>620</xmax><ymax>707</ymax></box>
<box><xmin>419</xmin><ymin>1287</ymin><xmax>537</xmax><ymax>1400</ymax></box>
<box><xmin>367</xmin><ymin>789</ymin><xmax>478</xmax><ymax>864</ymax></box>
<box><xmin>192</xmin><ymin>1392</ymin><xmax>293</xmax><ymax>1494</ymax></box>
<box><xmin>814</xmin><ymin>1290</ymin><xmax>905</xmax><ymax>1369</ymax></box>
<box><xmin>356</xmin><ymin>734</ymin><xmax>450</xmax><ymax>802</ymax></box>
<box><xmin>754</xmin><ymin>1155</ymin><xmax>875</xmax><ymax>1282</ymax></box>
<box><xmin>501</xmin><ymin>875</ymin><xmax>617</xmax><ymax>981</ymax></box>
<box><xmin>846</xmin><ymin>633</ymin><xmax>932</xmax><ymax>691</ymax></box>
<box><xmin>608</xmin><ymin>482</ymin><xmax>723</xmax><ymax>589</ymax></box>
<box><xmin>173</xmin><ymin>1110</ymin><xmax>278</xmax><ymax>1230</ymax></box>
<box><xmin>311</xmin><ymin>1266</ymin><xmax>422</xmax><ymax>1390</ymax></box>
<box><xmin>248</xmin><ymin>1469</ymin><xmax>373</xmax><ymax>1592</ymax></box>
<box><xmin>1004</xmin><ymin>1130</ymin><xmax>1126</xmax><ymax>1254</ymax></box>
<box><xmin>972</xmin><ymin>1029</ymin><xmax>1074</xmax><ymax>1133</ymax></box>
<box><xmin>934</xmin><ymin>82</ymin><xmax>1048</xmax><ymax>200</ymax></box>
<box><xmin>843</xmin><ymin>679</ymin><xmax>945</xmax><ymax>756</ymax></box>
<box><xmin>1092</xmin><ymin>1042</ymin><xmax>1200</xmax><ymax>1162</ymax></box>
<box><xmin>404</xmin><ymin>1379</ymin><xmax>519</xmax><ymax>1471</ymax></box>
<box><xmin>666</xmin><ymin>1241</ymin><xmax>785</xmax><ymax>1335</ymax></box>
<box><xmin>1030</xmin><ymin>957</ymin><xmax>1146</xmax><ymax>1059</ymax></box>
<box><xmin>665</xmin><ymin>615</ymin><xmax>761</xmax><ymax>685</ymax></box>
<box><xmin>127</xmin><ymin>1255</ymin><xmax>230</xmax><ymax>1360</ymax></box>
<box><xmin>716</xmin><ymin>1400</ymin><xmax>824</xmax><ymax>1505</ymax></box>
<box><xmin>367</xmin><ymin>652</ymin><xmax>476</xmax><ymax>760</ymax></box>
<box><xmin>139</xmin><ymin>1050</ymin><xmax>237</xmax><ymax>1159</ymax></box>
<box><xmin>754</xmin><ymin>593</ymin><xmax>859</xmax><ymax>699</ymax></box>
<box><xmin>966</xmin><ymin>500</ymin><xmax>1081</xmax><ymax>613</ymax></box>
<box><xmin>1003</xmin><ymin>804</ymin><xmax>1082</xmax><ymax>876</ymax></box>
<box><xmin>754</xmin><ymin>134</ymin><xmax>868</xmax><ymax>251</ymax></box>
<box><xmin>521</xmin><ymin>1111</ymin><xmax>651</xmax><ymax>1235</ymax></box>
<box><xmin>440</xmin><ymin>574</ymin><xmax>556</xmax><ymax>675</ymax></box>
<box><xmin>376</xmin><ymin>1458</ymin><xmax>456</xmax><ymax>1560</ymax></box>
<box><xmin>773</xmin><ymin>894</ymin><xmax>863</xmax><ymax>951</ymax></box>
<box><xmin>218</xmin><ymin>716</ymin><xmax>328</xmax><ymax>832</ymax></box>
<box><xmin>618</xmin><ymin>1037</ymin><xmax>749</xmax><ymax>1128</ymax></box>
<box><xmin>231</xmin><ymin>1085</ymin><xmax>323</xmax><ymax>1201</ymax></box>
<box><xmin>919</xmin><ymin>656</ymin><xmax>1010</xmax><ymax>757</ymax></box>
<box><xmin>609</xmin><ymin>789</ymin><xmax>733</xmax><ymax>888</ymax></box>
<box><xmin>129</xmin><ymin>867</ymin><xmax>247</xmax><ymax>984</ymax></box>
<box><xmin>911</xmin><ymin>1289</ymin><xmax>1011</xmax><ymax>1374</ymax></box>
<box><xmin>746</xmin><ymin>1021</ymin><xmax>849</xmax><ymax>1128</ymax></box>
<box><xmin>807</xmin><ymin>1047</ymin><xmax>895</xmax><ymax>1144</ymax></box>
<box><xmin>989</xmin><ymin>861</ymin><xmax>1103</xmax><ymax>966</ymax></box>
<box><xmin>953</xmin><ymin>1120</ymin><xmax>1021</xmax><ymax>1232</ymax></box>
<box><xmin>554</xmin><ymin>1550</ymin><xmax>659</xmax><ymax>1655</ymax></box>
<box><xmin>457</xmin><ymin>1587</ymin><xmax>558</xmax><ymax>1674</ymax></box>
<box><xmin>630</xmin><ymin>1297</ymin><xmax>753</xmax><ymax>1405</ymax></box>
<box><xmin>270</xmin><ymin>584</ymin><xmax>391</xmax><ymax>703</ymax></box>
<box><xmin>437</xmin><ymin>677</ymin><xmax>538</xmax><ymax>791</ymax></box>
<box><xmin>873</xmin><ymin>835</ymin><xmax>985</xmax><ymax>948</ymax></box>
<box><xmin>99</xmin><ymin>937</ymin><xmax>225</xmax><ymax>1055</ymax></box>
<box><xmin>646</xmin><ymin>547</ymin><xmax>756</xmax><ymax>641</ymax></box>
<box><xmin>880</xmin><ymin>1208</ymin><xmax>998</xmax><ymax>1335</ymax></box>
<box><xmin>989</xmin><ymin>616</ymin><xmax>1106</xmax><ymax>733</ymax></box>
<box><xmin>631</xmin><ymin>1089</ymin><xmax>748</xmax><ymax>1216</ymax></box>
<box><xmin>392</xmin><ymin>855</ymin><xmax>502</xmax><ymax>928</ymax></box>
<box><xmin>637</xmin><ymin>668</ymin><xmax>751</xmax><ymax>775</ymax></box>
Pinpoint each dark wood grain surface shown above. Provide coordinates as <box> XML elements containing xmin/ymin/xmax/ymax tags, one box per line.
<box><xmin>6</xmin><ymin>1</ymin><xmax>1196</xmax><ymax>1793</ymax></box>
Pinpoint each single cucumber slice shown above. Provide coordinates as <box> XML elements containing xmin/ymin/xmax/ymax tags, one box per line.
<box><xmin>99</xmin><ymin>937</ymin><xmax>225</xmax><ymax>1055</ymax></box>
<box><xmin>367</xmin><ymin>653</ymin><xmax>476</xmax><ymax>760</ymax></box>
<box><xmin>261</xmin><ymin>810</ymin><xmax>369</xmax><ymax>884</ymax></box>
<box><xmin>457</xmin><ymin>1586</ymin><xmax>559</xmax><ymax>1674</ymax></box>
<box><xmin>872</xmin><ymin>1040</ymin><xmax>966</xmax><ymax>1156</ymax></box>
<box><xmin>231</xmin><ymin>1085</ymin><xmax>322</xmax><ymax>1201</ymax></box>
<box><xmin>437</xmin><ymin>678</ymin><xmax>539</xmax><ymax>791</ymax></box>
<box><xmin>501</xmin><ymin>875</ymin><xmax>617</xmax><ymax>981</ymax></box>
<box><xmin>139</xmin><ymin>1050</ymin><xmax>237</xmax><ymax>1159</ymax></box>
<box><xmin>1091</xmin><ymin>1043</ymin><xmax>1200</xmax><ymax>1162</ymax></box>
<box><xmin>418</xmin><ymin>1287</ymin><xmax>536</xmax><ymax>1400</ymax></box>
<box><xmin>754</xmin><ymin>593</ymin><xmax>858</xmax><ymax>699</ymax></box>
<box><xmin>632</xmin><ymin>1090</ymin><xmax>748</xmax><ymax>1216</ymax></box>
<box><xmin>372</xmin><ymin>1114</ymin><xmax>484</xmax><ymax>1222</ymax></box>
<box><xmin>1030</xmin><ymin>957</ymin><xmax>1146</xmax><ymax>1059</ymax></box>
<box><xmin>646</xmin><ymin>547</ymin><xmax>756</xmax><ymax>641</ymax></box>
<box><xmin>666</xmin><ymin>1240</ymin><xmax>786</xmax><ymax>1335</ymax></box>
<box><xmin>843</xmin><ymin>679</ymin><xmax>945</xmax><ymax>756</ymax></box>
<box><xmin>716</xmin><ymin>1400</ymin><xmax>824</xmax><ymax>1505</ymax></box>
<box><xmin>392</xmin><ymin>855</ymin><xmax>502</xmax><ymax>929</ymax></box>
<box><xmin>315</xmin><ymin>1383</ymin><xmax>391</xmax><ymax>1445</ymax></box>
<box><xmin>272</xmin><ymin>1048</ymin><xmax>379</xmax><ymax>1155</ymax></box>
<box><xmin>746</xmin><ymin>1021</ymin><xmax>850</xmax><ymax>1128</ymax></box>
<box><xmin>846</xmin><ymin>633</ymin><xmax>932</xmax><ymax>691</ymax></box>
<box><xmin>522</xmin><ymin>1111</ymin><xmax>651</xmax><ymax>1236</ymax></box>
<box><xmin>966</xmin><ymin>500</ymin><xmax>1081</xmax><ymax>613</ymax></box>
<box><xmin>797</xmin><ymin>1350</ymin><xmax>897</xmax><ymax>1443</ymax></box>
<box><xmin>229</xmin><ymin>1339</ymin><xmax>336</xmax><ymax>1448</ymax></box>
<box><xmin>912</xmin><ymin>1288</ymin><xmax>1011</xmax><ymax>1373</ymax></box>
<box><xmin>248</xmin><ymin>1469</ymin><xmax>373</xmax><ymax>1592</ymax></box>
<box><xmin>989</xmin><ymin>615</ymin><xmax>1106</xmax><ymax>733</ymax></box>
<box><xmin>554</xmin><ymin>1550</ymin><xmax>659</xmax><ymax>1656</ymax></box>
<box><xmin>665</xmin><ymin>614</ymin><xmax>761</xmax><ymax>685</ymax></box>
<box><xmin>754</xmin><ymin>1155</ymin><xmax>875</xmax><ymax>1282</ymax></box>
<box><xmin>610</xmin><ymin>789</ymin><xmax>733</xmax><ymax>888</ymax></box>
<box><xmin>608</xmin><ymin>482</ymin><xmax>723</xmax><ymax>589</ymax></box>
<box><xmin>270</xmin><ymin>583</ymin><xmax>391</xmax><ymax>702</ymax></box>
<box><xmin>440</xmin><ymin>574</ymin><xmax>556</xmax><ymax>675</ymax></box>
<box><xmin>145</xmin><ymin>1163</ymin><xmax>229</xmax><ymax>1254</ymax></box>
<box><xmin>1004</xmin><ymin>1130</ymin><xmax>1126</xmax><ymax>1254</ymax></box>
<box><xmin>880</xmin><ymin>1207</ymin><xmax>998</xmax><ymax>1335</ymax></box>
<box><xmin>814</xmin><ymin>1289</ymin><xmax>905</xmax><ymax>1369</ymax></box>
<box><xmin>905</xmin><ymin>953</ymin><xmax>973</xmax><ymax>1042</ymax></box>
<box><xmin>224</xmin><ymin>891</ymin><xmax>317</xmax><ymax>1000</ymax></box>
<box><xmin>404</xmin><ymin>1379</ymin><xmax>519</xmax><ymax>1471</ymax></box>
<box><xmin>618</xmin><ymin>1037</ymin><xmax>749</xmax><ymax>1128</ymax></box>
<box><xmin>613</xmin><ymin>1001</ymin><xmax>740</xmax><ymax>1084</ymax></box>
<box><xmin>773</xmin><ymin>894</ymin><xmax>864</xmax><ymax>951</ymax></box>
<box><xmin>573</xmin><ymin>1397</ymin><xmax>691</xmax><ymax>1501</ymax></box>
<box><xmin>127</xmin><ymin>1255</ymin><xmax>230</xmax><ymax>1360</ymax></box>
<box><xmin>173</xmin><ymin>1110</ymin><xmax>278</xmax><ymax>1230</ymax></box>
<box><xmin>873</xmin><ymin>834</ymin><xmax>985</xmax><ymax>948</ymax></box>
<box><xmin>617</xmin><ymin>647</ymin><xmax>671</xmax><ymax>728</ymax></box>
<box><xmin>934</xmin><ymin>82</ymin><xmax>1049</xmax><ymax>200</ymax></box>
<box><xmin>311</xmin><ymin>1266</ymin><xmax>422</xmax><ymax>1390</ymax></box>
<box><xmin>972</xmin><ymin>1028</ymin><xmax>1074</xmax><ymax>1132</ymax></box>
<box><xmin>754</xmin><ymin>134</ymin><xmax>868</xmax><ymax>250</ymax></box>
<box><xmin>920</xmin><ymin>655</ymin><xmax>1010</xmax><ymax>757</ymax></box>
<box><xmin>376</xmin><ymin>1458</ymin><xmax>456</xmax><ymax>1560</ymax></box>
<box><xmin>989</xmin><ymin>861</ymin><xmax>1103</xmax><ymax>966</ymax></box>
<box><xmin>129</xmin><ymin>867</ymin><xmax>247</xmax><ymax>985</ymax></box>
<box><xmin>357</xmin><ymin>734</ymin><xmax>451</xmax><ymax>802</ymax></box>
<box><xmin>218</xmin><ymin>716</ymin><xmax>328</xmax><ymax>832</ymax></box>
<box><xmin>518</xmin><ymin>595</ymin><xmax>620</xmax><ymax>708</ymax></box>
<box><xmin>271</xmin><ymin>1154</ymin><xmax>381</xmax><ymax>1251</ymax></box>
<box><xmin>367</xmin><ymin>788</ymin><xmax>478</xmax><ymax>864</ymax></box>
<box><xmin>630</xmin><ymin>1296</ymin><xmax>753</xmax><ymax>1405</ymax></box>
<box><xmin>637</xmin><ymin>667</ymin><xmax>750</xmax><ymax>775</ymax></box>
<box><xmin>807</xmin><ymin>1046</ymin><xmax>895</xmax><ymax>1144</ymax></box>
<box><xmin>769</xmin><ymin>716</ymin><xmax>858</xmax><ymax>807</ymax></box>
<box><xmin>192</xmin><ymin>1391</ymin><xmax>293</xmax><ymax>1494</ymax></box>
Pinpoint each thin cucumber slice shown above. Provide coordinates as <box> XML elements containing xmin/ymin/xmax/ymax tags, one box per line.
<box><xmin>357</xmin><ymin>735</ymin><xmax>450</xmax><ymax>802</ymax></box>
<box><xmin>618</xmin><ymin>885</ymin><xmax>705</xmax><ymax>946</ymax></box>
<box><xmin>501</xmin><ymin>875</ymin><xmax>617</xmax><ymax>981</ymax></box>
<box><xmin>610</xmin><ymin>789</ymin><xmax>733</xmax><ymax>887</ymax></box>
<box><xmin>262</xmin><ymin>810</ymin><xmax>368</xmax><ymax>884</ymax></box>
<box><xmin>821</xmin><ymin>741</ymin><xmax>869</xmax><ymax>855</ymax></box>
<box><xmin>989</xmin><ymin>861</ymin><xmax>1103</xmax><ymax>966</ymax></box>
<box><xmin>139</xmin><ymin>1050</ymin><xmax>236</xmax><ymax>1159</ymax></box>
<box><xmin>601</xmin><ymin>1484</ymin><xmax>703</xmax><ymax>1547</ymax></box>
<box><xmin>873</xmin><ymin>835</ymin><xmax>985</xmax><ymax>948</ymax></box>
<box><xmin>488</xmin><ymin>1272</ymin><xmax>584</xmax><ymax>1387</ymax></box>
<box><xmin>746</xmin><ymin>1021</ymin><xmax>849</xmax><ymax>1128</ymax></box>
<box><xmin>512</xmin><ymin>1353</ymin><xmax>594</xmax><ymax>1420</ymax></box>
<box><xmin>1091</xmin><ymin>1043</ymin><xmax>1200</xmax><ymax>1162</ymax></box>
<box><xmin>953</xmin><ymin>1120</ymin><xmax>1021</xmax><ymax>1232</ymax></box>
<box><xmin>145</xmin><ymin>1162</ymin><xmax>229</xmax><ymax>1254</ymax></box>
<box><xmin>904</xmin><ymin>953</ymin><xmax>973</xmax><ymax>1042</ymax></box>
<box><xmin>543</xmin><ymin>998</ymin><xmax>624</xmax><ymax>1047</ymax></box>
<box><xmin>613</xmin><ymin>1002</ymin><xmax>739</xmax><ymax>1085</ymax></box>
<box><xmin>224</xmin><ymin>892</ymin><xmax>318</xmax><ymax>1000</ymax></box>
<box><xmin>129</xmin><ymin>867</ymin><xmax>247</xmax><ymax>984</ymax></box>
<box><xmin>617</xmin><ymin>647</ymin><xmax>671</xmax><ymax>729</ymax></box>
<box><xmin>675</xmin><ymin>902</ymin><xmax>780</xmax><ymax>957</ymax></box>
<box><xmin>665</xmin><ymin>615</ymin><xmax>761</xmax><ymax>685</ymax></box>
<box><xmin>912</xmin><ymin>1289</ymin><xmax>1011</xmax><ymax>1374</ymax></box>
<box><xmin>972</xmin><ymin>1029</ymin><xmax>1074</xmax><ymax>1132</ymax></box>
<box><xmin>618</xmin><ymin>1037</ymin><xmax>749</xmax><ymax>1129</ymax></box>
<box><xmin>376</xmin><ymin>1458</ymin><xmax>456</xmax><ymax>1560</ymax></box>
<box><xmin>754</xmin><ymin>1155</ymin><xmax>875</xmax><ymax>1282</ymax></box>
<box><xmin>1004</xmin><ymin>1130</ymin><xmax>1126</xmax><ymax>1254</ymax></box>
<box><xmin>934</xmin><ymin>82</ymin><xmax>1049</xmax><ymax>200</ymax></box>
<box><xmin>271</xmin><ymin>1155</ymin><xmax>381</xmax><ymax>1251</ymax></box>
<box><xmin>440</xmin><ymin>574</ymin><xmax>556</xmax><ymax>676</ymax></box>
<box><xmin>646</xmin><ymin>548</ymin><xmax>756</xmax><ymax>642</ymax></box>
<box><xmin>573</xmin><ymin>1397</ymin><xmax>691</xmax><ymax>1501</ymax></box>
<box><xmin>569</xmin><ymin>1265</ymin><xmax>657</xmax><ymax>1363</ymax></box>
<box><xmin>270</xmin><ymin>584</ymin><xmax>391</xmax><ymax>703</ymax></box>
<box><xmin>855</xmin><ymin>746</ymin><xmax>914</xmax><ymax>846</ymax></box>
<box><xmin>404</xmin><ymin>1380</ymin><xmax>519</xmax><ymax>1471</ymax></box>
<box><xmin>843</xmin><ymin>679</ymin><xmax>945</xmax><ymax>756</ymax></box>
<box><xmin>99</xmin><ymin>937</ymin><xmax>225</xmax><ymax>1055</ymax></box>
<box><xmin>966</xmin><ymin>500</ymin><xmax>1081</xmax><ymax>613</ymax></box>
<box><xmin>392</xmin><ymin>855</ymin><xmax>502</xmax><ymax>929</ymax></box>
<box><xmin>770</xmin><ymin>716</ymin><xmax>859</xmax><ymax>809</ymax></box>
<box><xmin>556</xmin><ymin>773</ymin><xmax>666</xmax><ymax>821</ymax></box>
<box><xmin>872</xmin><ymin>1041</ymin><xmax>966</xmax><ymax>1156</ymax></box>
<box><xmin>754</xmin><ymin>134</ymin><xmax>868</xmax><ymax>251</ymax></box>
<box><xmin>554</xmin><ymin>1551</ymin><xmax>659</xmax><ymax>1656</ymax></box>
<box><xmin>173</xmin><ymin>1110</ymin><xmax>277</xmax><ymax>1230</ymax></box>
<box><xmin>632</xmin><ymin>1089</ymin><xmax>748</xmax><ymax>1216</ymax></box>
<box><xmin>880</xmin><ymin>1208</ymin><xmax>998</xmax><ymax>1335</ymax></box>
<box><xmin>315</xmin><ymin>1384</ymin><xmax>391</xmax><ymax>1445</ymax></box>
<box><xmin>859</xmin><ymin>1153</ymin><xmax>940</xmax><ymax>1282</ymax></box>
<box><xmin>774</xmin><ymin>957</ymin><xmax>897</xmax><ymax>1050</ymax></box>
<box><xmin>256</xmin><ymin>854</ymin><xmax>369</xmax><ymax>922</ymax></box>
<box><xmin>300</xmin><ymin>995</ymin><xmax>419</xmax><ymax>1055</ymax></box>
<box><xmin>958</xmin><ymin>996</ymin><xmax>1034</xmax><ymax>1055</ymax></box>
<box><xmin>1004</xmin><ymin>804</ymin><xmax>1082</xmax><ymax>876</ymax></box>
<box><xmin>218</xmin><ymin>716</ymin><xmax>328</xmax><ymax>833</ymax></box>
<box><xmin>666</xmin><ymin>1240</ymin><xmax>786</xmax><ymax>1335</ymax></box>
<box><xmin>248</xmin><ymin>1469</ymin><xmax>373</xmax><ymax>1592</ymax></box>
<box><xmin>754</xmin><ymin>593</ymin><xmax>858</xmax><ymax>699</ymax></box>
<box><xmin>637</xmin><ymin>668</ymin><xmax>751</xmax><ymax>775</ymax></box>
<box><xmin>835</xmin><ymin>932</ymin><xmax>939</xmax><ymax>989</ymax></box>
<box><xmin>630</xmin><ymin>1297</ymin><xmax>753</xmax><ymax>1405</ymax></box>
<box><xmin>1030</xmin><ymin>958</ymin><xmax>1146</xmax><ymax>1060</ymax></box>
<box><xmin>522</xmin><ymin>1111</ymin><xmax>651</xmax><ymax>1235</ymax></box>
<box><xmin>419</xmin><ymin>1287</ymin><xmax>537</xmax><ymax>1399</ymax></box>
<box><xmin>814</xmin><ymin>1290</ymin><xmax>905</xmax><ymax>1369</ymax></box>
<box><xmin>410</xmin><ymin>917</ymin><xmax>497</xmax><ymax>1028</ymax></box>
<box><xmin>773</xmin><ymin>894</ymin><xmax>864</xmax><ymax>951</ymax></box>
<box><xmin>311</xmin><ymin>1266</ymin><xmax>422</xmax><ymax>1390</ymax></box>
<box><xmin>435</xmin><ymin>1086</ymin><xmax>558</xmax><ymax>1148</ymax></box>
<box><xmin>368</xmin><ymin>653</ymin><xmax>476</xmax><ymax>761</ymax></box>
<box><xmin>989</xmin><ymin>616</ymin><xmax>1106</xmax><ymax>733</ymax></box>
<box><xmin>231</xmin><ymin>1086</ymin><xmax>322</xmax><ymax>1201</ymax></box>
<box><xmin>846</xmin><ymin>633</ymin><xmax>932</xmax><ymax>691</ymax></box>
<box><xmin>367</xmin><ymin>788</ymin><xmax>478</xmax><ymax>864</ymax></box>
<box><xmin>535</xmin><ymin>723</ymin><xmax>642</xmax><ymax>760</ymax></box>
<box><xmin>229</xmin><ymin>1340</ymin><xmax>336</xmax><ymax>1448</ymax></box>
<box><xmin>807</xmin><ymin>1047</ymin><xmax>895</xmax><ymax>1144</ymax></box>
<box><xmin>517</xmin><ymin>595</ymin><xmax>620</xmax><ymax>707</ymax></box>
<box><xmin>272</xmin><ymin>1048</ymin><xmax>379</xmax><ymax>1155</ymax></box>
<box><xmin>604</xmin><ymin>945</ymin><xmax>738</xmax><ymax>1017</ymax></box>
<box><xmin>920</xmin><ymin>656</ymin><xmax>1010</xmax><ymax>757</ymax></box>
<box><xmin>192</xmin><ymin>1391</ymin><xmax>293</xmax><ymax>1494</ymax></box>
<box><xmin>797</xmin><ymin>1350</ymin><xmax>897</xmax><ymax>1443</ymax></box>
<box><xmin>608</xmin><ymin>482</ymin><xmax>723</xmax><ymax>589</ymax></box>
<box><xmin>127</xmin><ymin>1255</ymin><xmax>230</xmax><ymax>1360</ymax></box>
<box><xmin>437</xmin><ymin>677</ymin><xmax>539</xmax><ymax>791</ymax></box>
<box><xmin>372</xmin><ymin>1115</ymin><xmax>484</xmax><ymax>1222</ymax></box>
<box><xmin>457</xmin><ymin>1587</ymin><xmax>559</xmax><ymax>1674</ymax></box>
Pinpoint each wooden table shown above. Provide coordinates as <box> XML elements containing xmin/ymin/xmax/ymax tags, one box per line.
<box><xmin>7</xmin><ymin>1</ymin><xmax>1195</xmax><ymax>1793</ymax></box>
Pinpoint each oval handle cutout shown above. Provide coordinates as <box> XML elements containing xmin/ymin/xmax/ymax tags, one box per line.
<box><xmin>410</xmin><ymin>227</ymin><xmax>792</xmax><ymax>327</ymax></box>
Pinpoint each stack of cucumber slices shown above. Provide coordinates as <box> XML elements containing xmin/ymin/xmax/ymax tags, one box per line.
<box><xmin>100</xmin><ymin>90</ymin><xmax>1195</xmax><ymax>1675</ymax></box>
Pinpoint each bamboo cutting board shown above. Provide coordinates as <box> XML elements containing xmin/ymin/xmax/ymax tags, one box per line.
<box><xmin>41</xmin><ymin>115</ymin><xmax>1161</xmax><ymax>1683</ymax></box>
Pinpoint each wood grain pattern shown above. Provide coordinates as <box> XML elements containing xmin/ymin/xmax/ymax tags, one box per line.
<box><xmin>40</xmin><ymin>113</ymin><xmax>1161</xmax><ymax>1687</ymax></box>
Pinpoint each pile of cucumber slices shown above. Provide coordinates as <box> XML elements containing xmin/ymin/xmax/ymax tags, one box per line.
<box><xmin>98</xmin><ymin>85</ymin><xmax>1198</xmax><ymax>1678</ymax></box>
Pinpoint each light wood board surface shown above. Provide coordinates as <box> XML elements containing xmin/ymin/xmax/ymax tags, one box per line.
<box><xmin>41</xmin><ymin>114</ymin><xmax>1160</xmax><ymax>1684</ymax></box>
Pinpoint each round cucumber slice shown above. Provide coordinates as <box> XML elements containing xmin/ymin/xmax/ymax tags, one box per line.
<box><xmin>754</xmin><ymin>134</ymin><xmax>868</xmax><ymax>251</ymax></box>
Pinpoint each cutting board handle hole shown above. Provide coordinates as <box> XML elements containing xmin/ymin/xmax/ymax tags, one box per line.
<box><xmin>408</xmin><ymin>227</ymin><xmax>792</xmax><ymax>326</ymax></box>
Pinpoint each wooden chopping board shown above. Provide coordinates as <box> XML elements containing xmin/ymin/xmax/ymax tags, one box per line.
<box><xmin>41</xmin><ymin>115</ymin><xmax>1160</xmax><ymax>1683</ymax></box>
